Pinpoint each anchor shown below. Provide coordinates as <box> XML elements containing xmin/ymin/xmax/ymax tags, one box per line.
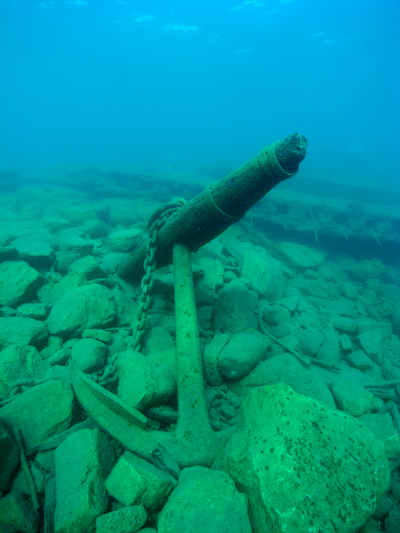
<box><xmin>72</xmin><ymin>133</ymin><xmax>308</xmax><ymax>468</ymax></box>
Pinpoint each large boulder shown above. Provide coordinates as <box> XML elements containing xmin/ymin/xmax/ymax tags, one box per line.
<box><xmin>46</xmin><ymin>283</ymin><xmax>117</xmax><ymax>337</ymax></box>
<box><xmin>214</xmin><ymin>383</ymin><xmax>390</xmax><ymax>533</ymax></box>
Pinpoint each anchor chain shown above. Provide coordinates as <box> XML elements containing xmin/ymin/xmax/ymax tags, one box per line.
<box><xmin>97</xmin><ymin>196</ymin><xmax>187</xmax><ymax>387</ymax></box>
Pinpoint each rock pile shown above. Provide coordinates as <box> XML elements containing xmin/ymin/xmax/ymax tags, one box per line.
<box><xmin>0</xmin><ymin>188</ymin><xmax>399</xmax><ymax>533</ymax></box>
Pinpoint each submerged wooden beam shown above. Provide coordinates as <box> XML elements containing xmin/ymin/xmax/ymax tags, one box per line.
<box><xmin>117</xmin><ymin>133</ymin><xmax>307</xmax><ymax>282</ymax></box>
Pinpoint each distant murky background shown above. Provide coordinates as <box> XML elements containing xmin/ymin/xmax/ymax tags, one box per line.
<box><xmin>1</xmin><ymin>0</ymin><xmax>399</xmax><ymax>193</ymax></box>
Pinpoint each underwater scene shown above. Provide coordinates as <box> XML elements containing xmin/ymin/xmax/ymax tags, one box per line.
<box><xmin>0</xmin><ymin>1</ymin><xmax>400</xmax><ymax>532</ymax></box>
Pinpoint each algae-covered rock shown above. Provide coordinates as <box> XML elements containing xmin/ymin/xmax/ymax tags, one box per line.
<box><xmin>10</xmin><ymin>235</ymin><xmax>54</xmax><ymax>268</ymax></box>
<box><xmin>358</xmin><ymin>412</ymin><xmax>400</xmax><ymax>461</ymax></box>
<box><xmin>215</xmin><ymin>383</ymin><xmax>390</xmax><ymax>533</ymax></box>
<box><xmin>0</xmin><ymin>490</ymin><xmax>39</xmax><ymax>533</ymax></box>
<box><xmin>0</xmin><ymin>344</ymin><xmax>50</xmax><ymax>386</ymax></box>
<box><xmin>106</xmin><ymin>228</ymin><xmax>145</xmax><ymax>253</ymax></box>
<box><xmin>117</xmin><ymin>350</ymin><xmax>176</xmax><ymax>411</ymax></box>
<box><xmin>239</xmin><ymin>353</ymin><xmax>336</xmax><ymax>408</ymax></box>
<box><xmin>217</xmin><ymin>332</ymin><xmax>270</xmax><ymax>380</ymax></box>
<box><xmin>351</xmin><ymin>259</ymin><xmax>387</xmax><ymax>280</ymax></box>
<box><xmin>106</xmin><ymin>451</ymin><xmax>177</xmax><ymax>511</ymax></box>
<box><xmin>297</xmin><ymin>326</ymin><xmax>324</xmax><ymax>357</ymax></box>
<box><xmin>241</xmin><ymin>245</ymin><xmax>285</xmax><ymax>301</ymax></box>
<box><xmin>212</xmin><ymin>279</ymin><xmax>258</xmax><ymax>334</ymax></box>
<box><xmin>0</xmin><ymin>380</ymin><xmax>73</xmax><ymax>449</ymax></box>
<box><xmin>96</xmin><ymin>505</ymin><xmax>147</xmax><ymax>533</ymax></box>
<box><xmin>0</xmin><ymin>260</ymin><xmax>44</xmax><ymax>307</ymax></box>
<box><xmin>194</xmin><ymin>256</ymin><xmax>224</xmax><ymax>305</ymax></box>
<box><xmin>46</xmin><ymin>283</ymin><xmax>117</xmax><ymax>337</ymax></box>
<box><xmin>157</xmin><ymin>466</ymin><xmax>252</xmax><ymax>533</ymax></box>
<box><xmin>0</xmin><ymin>316</ymin><xmax>48</xmax><ymax>350</ymax></box>
<box><xmin>316</xmin><ymin>328</ymin><xmax>341</xmax><ymax>365</ymax></box>
<box><xmin>279</xmin><ymin>241</ymin><xmax>326</xmax><ymax>270</ymax></box>
<box><xmin>54</xmin><ymin>428</ymin><xmax>115</xmax><ymax>533</ymax></box>
<box><xmin>71</xmin><ymin>338</ymin><xmax>108</xmax><ymax>373</ymax></box>
<box><xmin>331</xmin><ymin>379</ymin><xmax>375</xmax><ymax>416</ymax></box>
<box><xmin>68</xmin><ymin>254</ymin><xmax>107</xmax><ymax>280</ymax></box>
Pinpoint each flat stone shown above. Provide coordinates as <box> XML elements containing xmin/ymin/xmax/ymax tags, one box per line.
<box><xmin>42</xmin><ymin>216</ymin><xmax>71</xmax><ymax>232</ymax></box>
<box><xmin>260</xmin><ymin>303</ymin><xmax>291</xmax><ymax>326</ymax></box>
<box><xmin>316</xmin><ymin>328</ymin><xmax>340</xmax><ymax>365</ymax></box>
<box><xmin>330</xmin><ymin>315</ymin><xmax>358</xmax><ymax>334</ymax></box>
<box><xmin>324</xmin><ymin>297</ymin><xmax>356</xmax><ymax>316</ymax></box>
<box><xmin>0</xmin><ymin>317</ymin><xmax>48</xmax><ymax>350</ymax></box>
<box><xmin>357</xmin><ymin>318</ymin><xmax>392</xmax><ymax>338</ymax></box>
<box><xmin>68</xmin><ymin>255</ymin><xmax>107</xmax><ymax>280</ymax></box>
<box><xmin>158</xmin><ymin>466</ymin><xmax>252</xmax><ymax>533</ymax></box>
<box><xmin>240</xmin><ymin>353</ymin><xmax>336</xmax><ymax>409</ymax></box>
<box><xmin>0</xmin><ymin>261</ymin><xmax>44</xmax><ymax>308</ymax></box>
<box><xmin>143</xmin><ymin>326</ymin><xmax>175</xmax><ymax>355</ymax></box>
<box><xmin>10</xmin><ymin>235</ymin><xmax>54</xmax><ymax>268</ymax></box>
<box><xmin>215</xmin><ymin>384</ymin><xmax>390</xmax><ymax>533</ymax></box>
<box><xmin>276</xmin><ymin>294</ymin><xmax>300</xmax><ymax>312</ymax></box>
<box><xmin>38</xmin><ymin>271</ymin><xmax>86</xmax><ymax>307</ymax></box>
<box><xmin>0</xmin><ymin>380</ymin><xmax>74</xmax><ymax>449</ymax></box>
<box><xmin>54</xmin><ymin>229</ymin><xmax>94</xmax><ymax>255</ymax></box>
<box><xmin>82</xmin><ymin>328</ymin><xmax>112</xmax><ymax>343</ymax></box>
<box><xmin>346</xmin><ymin>350</ymin><xmax>375</xmax><ymax>371</ymax></box>
<box><xmin>96</xmin><ymin>505</ymin><xmax>147</xmax><ymax>533</ymax></box>
<box><xmin>340</xmin><ymin>333</ymin><xmax>354</xmax><ymax>353</ymax></box>
<box><xmin>279</xmin><ymin>242</ymin><xmax>326</xmax><ymax>270</ymax></box>
<box><xmin>16</xmin><ymin>303</ymin><xmax>48</xmax><ymax>320</ymax></box>
<box><xmin>80</xmin><ymin>219</ymin><xmax>109</xmax><ymax>239</ymax></box>
<box><xmin>340</xmin><ymin>281</ymin><xmax>360</xmax><ymax>300</ymax></box>
<box><xmin>351</xmin><ymin>259</ymin><xmax>387</xmax><ymax>280</ymax></box>
<box><xmin>106</xmin><ymin>228</ymin><xmax>145</xmax><ymax>253</ymax></box>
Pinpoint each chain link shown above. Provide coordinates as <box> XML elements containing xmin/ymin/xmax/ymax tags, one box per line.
<box><xmin>96</xmin><ymin>197</ymin><xmax>186</xmax><ymax>387</ymax></box>
<box><xmin>128</xmin><ymin>197</ymin><xmax>187</xmax><ymax>352</ymax></box>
